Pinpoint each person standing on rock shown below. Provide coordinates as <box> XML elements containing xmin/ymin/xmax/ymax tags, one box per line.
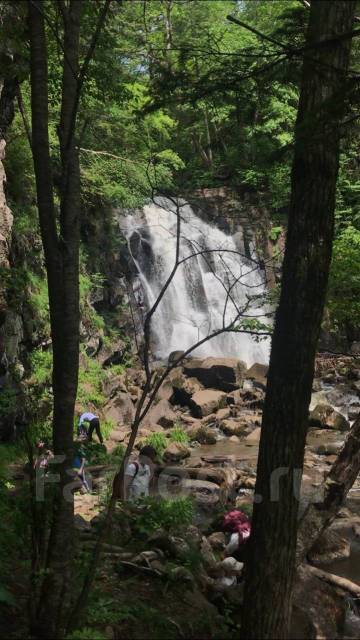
<box><xmin>124</xmin><ymin>445</ymin><xmax>158</xmax><ymax>501</ymax></box>
<box><xmin>78</xmin><ymin>411</ymin><xmax>104</xmax><ymax>444</ymax></box>
<box><xmin>72</xmin><ymin>442</ymin><xmax>91</xmax><ymax>493</ymax></box>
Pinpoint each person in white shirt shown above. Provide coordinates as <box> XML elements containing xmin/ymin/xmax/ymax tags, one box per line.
<box><xmin>124</xmin><ymin>445</ymin><xmax>157</xmax><ymax>500</ymax></box>
<box><xmin>78</xmin><ymin>412</ymin><xmax>103</xmax><ymax>444</ymax></box>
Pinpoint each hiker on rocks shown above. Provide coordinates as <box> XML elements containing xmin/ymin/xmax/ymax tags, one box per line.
<box><xmin>72</xmin><ymin>443</ymin><xmax>90</xmax><ymax>493</ymax></box>
<box><xmin>222</xmin><ymin>509</ymin><xmax>251</xmax><ymax>558</ymax></box>
<box><xmin>34</xmin><ymin>440</ymin><xmax>53</xmax><ymax>472</ymax></box>
<box><xmin>124</xmin><ymin>445</ymin><xmax>157</xmax><ymax>501</ymax></box>
<box><xmin>78</xmin><ymin>412</ymin><xmax>103</xmax><ymax>444</ymax></box>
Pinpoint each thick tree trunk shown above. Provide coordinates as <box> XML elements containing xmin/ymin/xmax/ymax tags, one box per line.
<box><xmin>28</xmin><ymin>1</ymin><xmax>81</xmax><ymax>637</ymax></box>
<box><xmin>296</xmin><ymin>413</ymin><xmax>360</xmax><ymax>564</ymax></box>
<box><xmin>241</xmin><ymin>2</ymin><xmax>356</xmax><ymax>639</ymax></box>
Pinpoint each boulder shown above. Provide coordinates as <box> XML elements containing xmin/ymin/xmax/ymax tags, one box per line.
<box><xmin>309</xmin><ymin>403</ymin><xmax>334</xmax><ymax>428</ymax></box>
<box><xmin>309</xmin><ymin>403</ymin><xmax>350</xmax><ymax>431</ymax></box>
<box><xmin>227</xmin><ymin>389</ymin><xmax>242</xmax><ymax>406</ymax></box>
<box><xmin>207</xmin><ymin>532</ymin><xmax>226</xmax><ymax>551</ymax></box>
<box><xmin>244</xmin><ymin>427</ymin><xmax>261</xmax><ymax>445</ymax></box>
<box><xmin>182</xmin><ymin>414</ymin><xmax>199</xmax><ymax>426</ymax></box>
<box><xmin>219</xmin><ymin>419</ymin><xmax>247</xmax><ymax>437</ymax></box>
<box><xmin>240</xmin><ymin>388</ymin><xmax>264</xmax><ymax>410</ymax></box>
<box><xmin>291</xmin><ymin>564</ymin><xmax>346</xmax><ymax>640</ymax></box>
<box><xmin>308</xmin><ymin>528</ymin><xmax>351</xmax><ymax>565</ymax></box>
<box><xmin>201</xmin><ymin>413</ymin><xmax>218</xmax><ymax>426</ymax></box>
<box><xmin>188</xmin><ymin>424</ymin><xmax>217</xmax><ymax>445</ymax></box>
<box><xmin>168</xmin><ymin>350</ymin><xmax>185</xmax><ymax>365</ymax></box>
<box><xmin>189</xmin><ymin>389</ymin><xmax>227</xmax><ymax>418</ymax></box>
<box><xmin>216</xmin><ymin>407</ymin><xmax>231</xmax><ymax>421</ymax></box>
<box><xmin>245</xmin><ymin>362</ymin><xmax>268</xmax><ymax>390</ymax></box>
<box><xmin>237</xmin><ymin>472</ymin><xmax>256</xmax><ymax>489</ymax></box>
<box><xmin>102</xmin><ymin>349</ymin><xmax>126</xmax><ymax>368</ymax></box>
<box><xmin>144</xmin><ymin>399</ymin><xmax>177</xmax><ymax>429</ymax></box>
<box><xmin>183</xmin><ymin>357</ymin><xmax>247</xmax><ymax>392</ymax></box>
<box><xmin>104</xmin><ymin>391</ymin><xmax>134</xmax><ymax>426</ymax></box>
<box><xmin>171</xmin><ymin>376</ymin><xmax>204</xmax><ymax>406</ymax></box>
<box><xmin>102</xmin><ymin>373</ymin><xmax>127</xmax><ymax>398</ymax></box>
<box><xmin>180</xmin><ymin>479</ymin><xmax>220</xmax><ymax>506</ymax></box>
<box><xmin>200</xmin><ymin>536</ymin><xmax>218</xmax><ymax>570</ymax></box>
<box><xmin>163</xmin><ymin>442</ymin><xmax>190</xmax><ymax>463</ymax></box>
<box><xmin>326</xmin><ymin>410</ymin><xmax>350</xmax><ymax>431</ymax></box>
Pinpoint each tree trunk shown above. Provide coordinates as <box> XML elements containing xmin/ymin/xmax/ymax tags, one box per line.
<box><xmin>241</xmin><ymin>2</ymin><xmax>356</xmax><ymax>639</ymax></box>
<box><xmin>28</xmin><ymin>1</ymin><xmax>81</xmax><ymax>637</ymax></box>
<box><xmin>296</xmin><ymin>413</ymin><xmax>360</xmax><ymax>564</ymax></box>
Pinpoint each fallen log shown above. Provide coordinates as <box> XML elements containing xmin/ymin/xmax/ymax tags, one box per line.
<box><xmin>305</xmin><ymin>564</ymin><xmax>360</xmax><ymax>599</ymax></box>
<box><xmin>297</xmin><ymin>413</ymin><xmax>360</xmax><ymax>564</ymax></box>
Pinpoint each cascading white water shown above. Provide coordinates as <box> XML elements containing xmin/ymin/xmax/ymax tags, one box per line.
<box><xmin>121</xmin><ymin>197</ymin><xmax>271</xmax><ymax>366</ymax></box>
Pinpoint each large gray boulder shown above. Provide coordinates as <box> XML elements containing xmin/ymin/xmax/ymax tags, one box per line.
<box><xmin>219</xmin><ymin>419</ymin><xmax>247</xmax><ymax>437</ymax></box>
<box><xmin>189</xmin><ymin>389</ymin><xmax>227</xmax><ymax>418</ymax></box>
<box><xmin>309</xmin><ymin>403</ymin><xmax>350</xmax><ymax>431</ymax></box>
<box><xmin>163</xmin><ymin>442</ymin><xmax>190</xmax><ymax>463</ymax></box>
<box><xmin>244</xmin><ymin>427</ymin><xmax>261</xmax><ymax>444</ymax></box>
<box><xmin>144</xmin><ymin>398</ymin><xmax>177</xmax><ymax>429</ymax></box>
<box><xmin>187</xmin><ymin>424</ymin><xmax>217</xmax><ymax>444</ymax></box>
<box><xmin>168</xmin><ymin>350</ymin><xmax>185</xmax><ymax>365</ymax></box>
<box><xmin>246</xmin><ymin>362</ymin><xmax>268</xmax><ymax>390</ymax></box>
<box><xmin>309</xmin><ymin>403</ymin><xmax>334</xmax><ymax>427</ymax></box>
<box><xmin>171</xmin><ymin>376</ymin><xmax>203</xmax><ymax>406</ymax></box>
<box><xmin>105</xmin><ymin>391</ymin><xmax>134</xmax><ymax>426</ymax></box>
<box><xmin>183</xmin><ymin>357</ymin><xmax>247</xmax><ymax>392</ymax></box>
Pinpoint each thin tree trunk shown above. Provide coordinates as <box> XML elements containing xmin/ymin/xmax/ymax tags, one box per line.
<box><xmin>296</xmin><ymin>413</ymin><xmax>360</xmax><ymax>564</ymax></box>
<box><xmin>241</xmin><ymin>2</ymin><xmax>356</xmax><ymax>639</ymax></box>
<box><xmin>28</xmin><ymin>1</ymin><xmax>81</xmax><ymax>637</ymax></box>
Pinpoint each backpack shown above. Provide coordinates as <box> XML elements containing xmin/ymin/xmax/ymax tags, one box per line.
<box><xmin>130</xmin><ymin>461</ymin><xmax>139</xmax><ymax>484</ymax></box>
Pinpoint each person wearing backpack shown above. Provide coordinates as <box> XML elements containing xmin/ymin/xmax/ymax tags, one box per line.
<box><xmin>124</xmin><ymin>445</ymin><xmax>157</xmax><ymax>500</ymax></box>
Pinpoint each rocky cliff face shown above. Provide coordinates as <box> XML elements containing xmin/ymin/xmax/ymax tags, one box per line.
<box><xmin>188</xmin><ymin>187</ymin><xmax>281</xmax><ymax>288</ymax></box>
<box><xmin>0</xmin><ymin>77</ymin><xmax>25</xmax><ymax>440</ymax></box>
<box><xmin>0</xmin><ymin>78</ymin><xmax>16</xmax><ymax>368</ymax></box>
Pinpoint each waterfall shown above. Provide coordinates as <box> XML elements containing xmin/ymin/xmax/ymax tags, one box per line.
<box><xmin>121</xmin><ymin>197</ymin><xmax>271</xmax><ymax>366</ymax></box>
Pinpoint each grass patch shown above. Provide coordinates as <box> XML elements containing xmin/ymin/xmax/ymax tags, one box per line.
<box><xmin>168</xmin><ymin>425</ymin><xmax>189</xmax><ymax>445</ymax></box>
<box><xmin>143</xmin><ymin>432</ymin><xmax>167</xmax><ymax>458</ymax></box>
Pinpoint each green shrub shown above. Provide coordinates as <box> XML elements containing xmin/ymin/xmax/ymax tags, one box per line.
<box><xmin>134</xmin><ymin>496</ymin><xmax>194</xmax><ymax>534</ymax></box>
<box><xmin>29</xmin><ymin>349</ymin><xmax>53</xmax><ymax>386</ymax></box>
<box><xmin>77</xmin><ymin>354</ymin><xmax>106</xmax><ymax>408</ymax></box>
<box><xmin>81</xmin><ymin>441</ymin><xmax>124</xmax><ymax>466</ymax></box>
<box><xmin>0</xmin><ymin>385</ymin><xmax>18</xmax><ymax>417</ymax></box>
<box><xmin>268</xmin><ymin>225</ymin><xmax>282</xmax><ymax>242</ymax></box>
<box><xmin>169</xmin><ymin>425</ymin><xmax>189</xmax><ymax>444</ymax></box>
<box><xmin>28</xmin><ymin>272</ymin><xmax>50</xmax><ymax>330</ymax></box>
<box><xmin>101</xmin><ymin>419</ymin><xmax>114</xmax><ymax>440</ymax></box>
<box><xmin>143</xmin><ymin>432</ymin><xmax>167</xmax><ymax>457</ymax></box>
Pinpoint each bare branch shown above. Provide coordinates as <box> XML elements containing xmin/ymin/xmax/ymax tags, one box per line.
<box><xmin>79</xmin><ymin>146</ymin><xmax>143</xmax><ymax>164</ymax></box>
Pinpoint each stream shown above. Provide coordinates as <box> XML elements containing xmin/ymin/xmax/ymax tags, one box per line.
<box><xmin>186</xmin><ymin>377</ymin><xmax>360</xmax><ymax>637</ymax></box>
